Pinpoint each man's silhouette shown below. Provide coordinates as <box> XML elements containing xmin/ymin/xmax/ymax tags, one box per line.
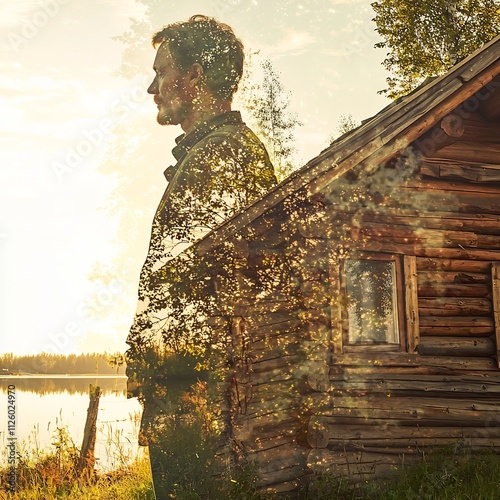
<box><xmin>125</xmin><ymin>15</ymin><xmax>276</xmax><ymax>498</ymax></box>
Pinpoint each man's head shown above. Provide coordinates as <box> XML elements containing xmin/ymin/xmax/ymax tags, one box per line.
<box><xmin>147</xmin><ymin>15</ymin><xmax>244</xmax><ymax>129</ymax></box>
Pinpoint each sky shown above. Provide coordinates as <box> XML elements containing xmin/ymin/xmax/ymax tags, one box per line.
<box><xmin>0</xmin><ymin>0</ymin><xmax>391</xmax><ymax>356</ymax></box>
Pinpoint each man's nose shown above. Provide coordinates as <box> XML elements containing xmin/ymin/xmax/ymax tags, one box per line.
<box><xmin>147</xmin><ymin>78</ymin><xmax>157</xmax><ymax>94</ymax></box>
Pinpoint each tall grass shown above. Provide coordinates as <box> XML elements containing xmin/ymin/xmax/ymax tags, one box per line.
<box><xmin>304</xmin><ymin>443</ymin><xmax>500</xmax><ymax>500</ymax></box>
<box><xmin>3</xmin><ymin>427</ymin><xmax>500</xmax><ymax>499</ymax></box>
<box><xmin>2</xmin><ymin>404</ymin><xmax>500</xmax><ymax>500</ymax></box>
<box><xmin>0</xmin><ymin>414</ymin><xmax>154</xmax><ymax>500</ymax></box>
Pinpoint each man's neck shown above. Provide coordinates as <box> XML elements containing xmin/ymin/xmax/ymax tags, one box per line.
<box><xmin>181</xmin><ymin>99</ymin><xmax>232</xmax><ymax>134</ymax></box>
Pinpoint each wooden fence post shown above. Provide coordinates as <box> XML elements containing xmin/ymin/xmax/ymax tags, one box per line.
<box><xmin>78</xmin><ymin>384</ymin><xmax>101</xmax><ymax>475</ymax></box>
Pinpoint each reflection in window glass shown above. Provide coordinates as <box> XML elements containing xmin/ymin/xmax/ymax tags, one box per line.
<box><xmin>345</xmin><ymin>260</ymin><xmax>398</xmax><ymax>344</ymax></box>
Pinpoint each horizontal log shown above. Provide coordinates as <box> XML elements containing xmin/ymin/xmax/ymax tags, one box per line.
<box><xmin>329</xmin><ymin>352</ymin><xmax>498</xmax><ymax>371</ymax></box>
<box><xmin>306</xmin><ymin>410</ymin><xmax>498</xmax><ymax>430</ymax></box>
<box><xmin>324</xmin><ymin>438</ymin><xmax>500</xmax><ymax>458</ymax></box>
<box><xmin>419</xmin><ymin>316</ymin><xmax>494</xmax><ymax>336</ymax></box>
<box><xmin>460</xmin><ymin>111</ymin><xmax>500</xmax><ymax>142</ymax></box>
<box><xmin>248</xmin><ymin>349</ymin><xmax>302</xmax><ymax>366</ymax></box>
<box><xmin>248</xmin><ymin>319</ymin><xmax>302</xmax><ymax>338</ymax></box>
<box><xmin>249</xmin><ymin>312</ymin><xmax>300</xmax><ymax>327</ymax></box>
<box><xmin>307</xmin><ymin>448</ymin><xmax>410</xmax><ymax>476</ymax></box>
<box><xmin>236</xmin><ymin>411</ymin><xmax>299</xmax><ymax>434</ymax></box>
<box><xmin>326</xmin><ymin>371</ymin><xmax>500</xmax><ymax>385</ymax></box>
<box><xmin>347</xmin><ymin>240</ymin><xmax>500</xmax><ymax>261</ymax></box>
<box><xmin>312</xmin><ymin>463</ymin><xmax>403</xmax><ymax>483</ymax></box>
<box><xmin>249</xmin><ymin>380</ymin><xmax>299</xmax><ymax>401</ymax></box>
<box><xmin>418</xmin><ymin>298</ymin><xmax>492</xmax><ymax>316</ymax></box>
<box><xmin>417</xmin><ymin>258</ymin><xmax>494</xmax><ymax>272</ymax></box>
<box><xmin>306</xmin><ymin>378</ymin><xmax>500</xmax><ymax>399</ymax></box>
<box><xmin>305</xmin><ymin>394</ymin><xmax>500</xmax><ymax>414</ymax></box>
<box><xmin>419</xmin><ymin>315</ymin><xmax>494</xmax><ymax>326</ymax></box>
<box><xmin>308</xmin><ymin>418</ymin><xmax>500</xmax><ymax>445</ymax></box>
<box><xmin>408</xmin><ymin>356</ymin><xmax>497</xmax><ymax>370</ymax></box>
<box><xmin>329</xmin><ymin>438</ymin><xmax>500</xmax><ymax>455</ymax></box>
<box><xmin>247</xmin><ymin>443</ymin><xmax>305</xmax><ymax>472</ymax></box>
<box><xmin>392</xmin><ymin>189</ymin><xmax>500</xmax><ymax>216</ymax></box>
<box><xmin>401</xmin><ymin>177</ymin><xmax>500</xmax><ymax>196</ymax></box>
<box><xmin>233</xmin><ymin>419</ymin><xmax>298</xmax><ymax>444</ymax></box>
<box><xmin>317</xmin><ymin>211</ymin><xmax>500</xmax><ymax>238</ymax></box>
<box><xmin>419</xmin><ymin>327</ymin><xmax>493</xmax><ymax>337</ymax></box>
<box><xmin>418</xmin><ymin>283</ymin><xmax>491</xmax><ymax>297</ymax></box>
<box><xmin>242</xmin><ymin>367</ymin><xmax>295</xmax><ymax>387</ymax></box>
<box><xmin>255</xmin><ymin>466</ymin><xmax>305</xmax><ymax>489</ymax></box>
<box><xmin>433</xmin><ymin>140</ymin><xmax>500</xmax><ymax>164</ymax></box>
<box><xmin>353</xmin><ymin>209</ymin><xmax>500</xmax><ymax>227</ymax></box>
<box><xmin>244</xmin><ymin>434</ymin><xmax>295</xmax><ymax>453</ymax></box>
<box><xmin>418</xmin><ymin>271</ymin><xmax>489</xmax><ymax>284</ymax></box>
<box><xmin>233</xmin><ymin>295</ymin><xmax>294</xmax><ymax>311</ymax></box>
<box><xmin>417</xmin><ymin>336</ymin><xmax>495</xmax><ymax>357</ymax></box>
<box><xmin>418</xmin><ymin>307</ymin><xmax>492</xmax><ymax>318</ymax></box>
<box><xmin>356</xmin><ymin>225</ymin><xmax>500</xmax><ymax>251</ymax></box>
<box><xmin>250</xmin><ymin>332</ymin><xmax>307</xmax><ymax>354</ymax></box>
<box><xmin>421</xmin><ymin>161</ymin><xmax>500</xmax><ymax>183</ymax></box>
<box><xmin>301</xmin><ymin>214</ymin><xmax>500</xmax><ymax>245</ymax></box>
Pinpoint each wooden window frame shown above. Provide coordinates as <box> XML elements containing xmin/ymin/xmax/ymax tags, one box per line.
<box><xmin>404</xmin><ymin>255</ymin><xmax>420</xmax><ymax>354</ymax></box>
<box><xmin>337</xmin><ymin>252</ymin><xmax>407</xmax><ymax>354</ymax></box>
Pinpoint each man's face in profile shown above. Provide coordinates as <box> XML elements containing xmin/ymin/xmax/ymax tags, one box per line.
<box><xmin>147</xmin><ymin>43</ymin><xmax>191</xmax><ymax>126</ymax></box>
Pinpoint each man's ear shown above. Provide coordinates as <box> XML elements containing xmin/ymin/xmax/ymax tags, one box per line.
<box><xmin>188</xmin><ymin>63</ymin><xmax>204</xmax><ymax>88</ymax></box>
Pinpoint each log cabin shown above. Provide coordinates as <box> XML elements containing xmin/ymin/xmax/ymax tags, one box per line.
<box><xmin>189</xmin><ymin>35</ymin><xmax>500</xmax><ymax>495</ymax></box>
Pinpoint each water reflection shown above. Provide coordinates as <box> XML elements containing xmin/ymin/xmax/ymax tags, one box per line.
<box><xmin>1</xmin><ymin>375</ymin><xmax>127</xmax><ymax>395</ymax></box>
<box><xmin>0</xmin><ymin>377</ymin><xmax>142</xmax><ymax>472</ymax></box>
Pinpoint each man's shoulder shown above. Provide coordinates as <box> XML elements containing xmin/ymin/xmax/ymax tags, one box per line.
<box><xmin>196</xmin><ymin>120</ymin><xmax>264</xmax><ymax>151</ymax></box>
<box><xmin>179</xmin><ymin>113</ymin><xmax>277</xmax><ymax>189</ymax></box>
<box><xmin>183</xmin><ymin>119</ymin><xmax>271</xmax><ymax>167</ymax></box>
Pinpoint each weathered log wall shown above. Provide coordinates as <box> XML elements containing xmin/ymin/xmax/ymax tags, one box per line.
<box><xmin>296</xmin><ymin>102</ymin><xmax>500</xmax><ymax>486</ymax></box>
<box><xmin>212</xmin><ymin>74</ymin><xmax>500</xmax><ymax>495</ymax></box>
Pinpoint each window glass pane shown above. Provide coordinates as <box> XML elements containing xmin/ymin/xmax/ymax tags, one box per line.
<box><xmin>345</xmin><ymin>259</ymin><xmax>399</xmax><ymax>344</ymax></box>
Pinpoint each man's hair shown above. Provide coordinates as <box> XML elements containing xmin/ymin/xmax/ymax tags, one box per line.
<box><xmin>152</xmin><ymin>15</ymin><xmax>244</xmax><ymax>101</ymax></box>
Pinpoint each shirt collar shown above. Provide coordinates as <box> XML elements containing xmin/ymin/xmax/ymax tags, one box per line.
<box><xmin>171</xmin><ymin>111</ymin><xmax>243</xmax><ymax>162</ymax></box>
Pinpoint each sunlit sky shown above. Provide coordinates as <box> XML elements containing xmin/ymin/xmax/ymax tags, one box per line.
<box><xmin>0</xmin><ymin>0</ymin><xmax>391</xmax><ymax>356</ymax></box>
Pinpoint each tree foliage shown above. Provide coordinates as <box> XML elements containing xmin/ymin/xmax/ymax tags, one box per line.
<box><xmin>328</xmin><ymin>113</ymin><xmax>359</xmax><ymax>145</ymax></box>
<box><xmin>372</xmin><ymin>0</ymin><xmax>500</xmax><ymax>99</ymax></box>
<box><xmin>237</xmin><ymin>57</ymin><xmax>302</xmax><ymax>181</ymax></box>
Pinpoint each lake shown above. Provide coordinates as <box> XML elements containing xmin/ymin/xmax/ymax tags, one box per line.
<box><xmin>0</xmin><ymin>376</ymin><xmax>144</xmax><ymax>471</ymax></box>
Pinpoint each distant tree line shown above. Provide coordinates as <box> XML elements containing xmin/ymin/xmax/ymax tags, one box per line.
<box><xmin>0</xmin><ymin>352</ymin><xmax>125</xmax><ymax>375</ymax></box>
<box><xmin>3</xmin><ymin>376</ymin><xmax>128</xmax><ymax>396</ymax></box>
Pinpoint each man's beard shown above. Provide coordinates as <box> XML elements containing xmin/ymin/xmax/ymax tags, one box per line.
<box><xmin>156</xmin><ymin>101</ymin><xmax>189</xmax><ymax>126</ymax></box>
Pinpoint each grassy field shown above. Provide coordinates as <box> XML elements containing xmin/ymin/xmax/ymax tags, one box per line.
<box><xmin>306</xmin><ymin>445</ymin><xmax>500</xmax><ymax>499</ymax></box>
<box><xmin>0</xmin><ymin>444</ymin><xmax>154</xmax><ymax>499</ymax></box>
<box><xmin>2</xmin><ymin>431</ymin><xmax>500</xmax><ymax>499</ymax></box>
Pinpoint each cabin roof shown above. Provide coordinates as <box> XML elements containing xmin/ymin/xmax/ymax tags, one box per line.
<box><xmin>194</xmin><ymin>34</ymin><xmax>500</xmax><ymax>256</ymax></box>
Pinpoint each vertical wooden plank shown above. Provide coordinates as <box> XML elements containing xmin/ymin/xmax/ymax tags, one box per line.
<box><xmin>492</xmin><ymin>264</ymin><xmax>500</xmax><ymax>368</ymax></box>
<box><xmin>404</xmin><ymin>256</ymin><xmax>420</xmax><ymax>354</ymax></box>
<box><xmin>394</xmin><ymin>256</ymin><xmax>406</xmax><ymax>352</ymax></box>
